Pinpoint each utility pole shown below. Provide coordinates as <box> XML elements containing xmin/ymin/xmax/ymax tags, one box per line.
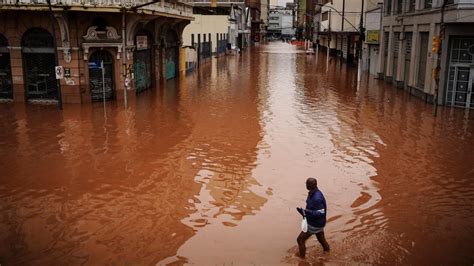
<box><xmin>341</xmin><ymin>0</ymin><xmax>345</xmax><ymax>60</ymax></box>
<box><xmin>357</xmin><ymin>0</ymin><xmax>365</xmax><ymax>83</ymax></box>
<box><xmin>327</xmin><ymin>9</ymin><xmax>331</xmax><ymax>69</ymax></box>
<box><xmin>46</xmin><ymin>0</ymin><xmax>63</xmax><ymax>110</ymax></box>
<box><xmin>433</xmin><ymin>0</ymin><xmax>448</xmax><ymax>117</ymax></box>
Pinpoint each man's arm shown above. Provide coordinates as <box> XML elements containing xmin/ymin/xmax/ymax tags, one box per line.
<box><xmin>304</xmin><ymin>208</ymin><xmax>325</xmax><ymax>219</ymax></box>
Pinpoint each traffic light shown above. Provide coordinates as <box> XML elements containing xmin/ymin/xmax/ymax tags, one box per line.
<box><xmin>432</xmin><ymin>35</ymin><xmax>441</xmax><ymax>54</ymax></box>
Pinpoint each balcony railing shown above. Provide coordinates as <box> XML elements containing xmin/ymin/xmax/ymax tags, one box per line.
<box><xmin>0</xmin><ymin>0</ymin><xmax>193</xmax><ymax>17</ymax></box>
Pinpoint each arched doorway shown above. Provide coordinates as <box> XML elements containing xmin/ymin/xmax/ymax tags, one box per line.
<box><xmin>88</xmin><ymin>50</ymin><xmax>114</xmax><ymax>101</ymax></box>
<box><xmin>134</xmin><ymin>30</ymin><xmax>153</xmax><ymax>93</ymax></box>
<box><xmin>165</xmin><ymin>30</ymin><xmax>179</xmax><ymax>80</ymax></box>
<box><xmin>0</xmin><ymin>34</ymin><xmax>13</xmax><ymax>99</ymax></box>
<box><xmin>22</xmin><ymin>28</ymin><xmax>57</xmax><ymax>100</ymax></box>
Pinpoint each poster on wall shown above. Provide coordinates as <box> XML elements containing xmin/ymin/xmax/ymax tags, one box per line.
<box><xmin>136</xmin><ymin>36</ymin><xmax>148</xmax><ymax>50</ymax></box>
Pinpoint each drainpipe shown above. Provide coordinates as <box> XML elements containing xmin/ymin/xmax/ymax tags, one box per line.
<box><xmin>46</xmin><ymin>0</ymin><xmax>62</xmax><ymax>110</ymax></box>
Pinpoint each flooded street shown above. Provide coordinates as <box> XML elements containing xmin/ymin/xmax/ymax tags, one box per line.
<box><xmin>1</xmin><ymin>42</ymin><xmax>473</xmax><ymax>265</ymax></box>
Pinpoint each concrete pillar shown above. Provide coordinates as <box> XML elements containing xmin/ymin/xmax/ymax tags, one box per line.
<box><xmin>385</xmin><ymin>26</ymin><xmax>394</xmax><ymax>81</ymax></box>
<box><xmin>10</xmin><ymin>48</ymin><xmax>25</xmax><ymax>102</ymax></box>
<box><xmin>425</xmin><ymin>22</ymin><xmax>437</xmax><ymax>95</ymax></box>
<box><xmin>396</xmin><ymin>33</ymin><xmax>404</xmax><ymax>86</ymax></box>
<box><xmin>408</xmin><ymin>24</ymin><xmax>418</xmax><ymax>88</ymax></box>
<box><xmin>376</xmin><ymin>28</ymin><xmax>386</xmax><ymax>79</ymax></box>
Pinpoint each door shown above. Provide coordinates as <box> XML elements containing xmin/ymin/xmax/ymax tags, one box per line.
<box><xmin>383</xmin><ymin>32</ymin><xmax>389</xmax><ymax>77</ymax></box>
<box><xmin>404</xmin><ymin>32</ymin><xmax>413</xmax><ymax>88</ymax></box>
<box><xmin>393</xmin><ymin>32</ymin><xmax>400</xmax><ymax>81</ymax></box>
<box><xmin>22</xmin><ymin>28</ymin><xmax>57</xmax><ymax>100</ymax></box>
<box><xmin>134</xmin><ymin>33</ymin><xmax>153</xmax><ymax>94</ymax></box>
<box><xmin>165</xmin><ymin>30</ymin><xmax>179</xmax><ymax>80</ymax></box>
<box><xmin>0</xmin><ymin>34</ymin><xmax>12</xmax><ymax>99</ymax></box>
<box><xmin>446</xmin><ymin>37</ymin><xmax>474</xmax><ymax>108</ymax></box>
<box><xmin>417</xmin><ymin>32</ymin><xmax>429</xmax><ymax>88</ymax></box>
<box><xmin>89</xmin><ymin>50</ymin><xmax>114</xmax><ymax>101</ymax></box>
<box><xmin>165</xmin><ymin>47</ymin><xmax>178</xmax><ymax>80</ymax></box>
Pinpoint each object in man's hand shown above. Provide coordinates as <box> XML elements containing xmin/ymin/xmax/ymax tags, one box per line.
<box><xmin>296</xmin><ymin>207</ymin><xmax>305</xmax><ymax>217</ymax></box>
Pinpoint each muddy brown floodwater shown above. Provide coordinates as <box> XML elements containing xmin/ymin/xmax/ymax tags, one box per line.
<box><xmin>1</xmin><ymin>42</ymin><xmax>473</xmax><ymax>265</ymax></box>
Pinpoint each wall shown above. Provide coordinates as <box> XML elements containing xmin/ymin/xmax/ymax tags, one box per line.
<box><xmin>281</xmin><ymin>14</ymin><xmax>295</xmax><ymax>36</ymax></box>
<box><xmin>182</xmin><ymin>15</ymin><xmax>230</xmax><ymax>52</ymax></box>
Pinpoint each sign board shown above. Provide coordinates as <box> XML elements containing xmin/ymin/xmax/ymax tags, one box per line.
<box><xmin>211</xmin><ymin>0</ymin><xmax>216</xmax><ymax>7</ymax></box>
<box><xmin>88</xmin><ymin>62</ymin><xmax>101</xmax><ymax>69</ymax></box>
<box><xmin>55</xmin><ymin>66</ymin><xmax>64</xmax><ymax>80</ymax></box>
<box><xmin>136</xmin><ymin>36</ymin><xmax>148</xmax><ymax>50</ymax></box>
<box><xmin>64</xmin><ymin>68</ymin><xmax>71</xmax><ymax>78</ymax></box>
<box><xmin>366</xmin><ymin>30</ymin><xmax>380</xmax><ymax>45</ymax></box>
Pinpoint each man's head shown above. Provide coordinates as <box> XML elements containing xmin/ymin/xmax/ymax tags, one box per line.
<box><xmin>306</xmin><ymin>177</ymin><xmax>318</xmax><ymax>191</ymax></box>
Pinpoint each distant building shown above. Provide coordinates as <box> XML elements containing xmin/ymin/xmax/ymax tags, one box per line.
<box><xmin>316</xmin><ymin>0</ymin><xmax>377</xmax><ymax>64</ymax></box>
<box><xmin>268</xmin><ymin>8</ymin><xmax>296</xmax><ymax>38</ymax></box>
<box><xmin>247</xmin><ymin>0</ymin><xmax>263</xmax><ymax>43</ymax></box>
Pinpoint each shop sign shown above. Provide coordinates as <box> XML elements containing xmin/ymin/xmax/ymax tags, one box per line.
<box><xmin>366</xmin><ymin>30</ymin><xmax>380</xmax><ymax>44</ymax></box>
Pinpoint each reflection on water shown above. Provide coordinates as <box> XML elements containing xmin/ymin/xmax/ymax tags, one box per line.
<box><xmin>0</xmin><ymin>42</ymin><xmax>473</xmax><ymax>265</ymax></box>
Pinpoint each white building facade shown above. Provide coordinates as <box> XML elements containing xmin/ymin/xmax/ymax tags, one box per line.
<box><xmin>267</xmin><ymin>8</ymin><xmax>295</xmax><ymax>38</ymax></box>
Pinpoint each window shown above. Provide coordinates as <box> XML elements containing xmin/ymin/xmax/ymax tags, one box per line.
<box><xmin>322</xmin><ymin>11</ymin><xmax>328</xmax><ymax>21</ymax></box>
<box><xmin>191</xmin><ymin>34</ymin><xmax>194</xmax><ymax>46</ymax></box>
<box><xmin>407</xmin><ymin>0</ymin><xmax>415</xmax><ymax>12</ymax></box>
<box><xmin>396</xmin><ymin>0</ymin><xmax>403</xmax><ymax>14</ymax></box>
<box><xmin>424</xmin><ymin>0</ymin><xmax>432</xmax><ymax>9</ymax></box>
<box><xmin>386</xmin><ymin>0</ymin><xmax>392</xmax><ymax>15</ymax></box>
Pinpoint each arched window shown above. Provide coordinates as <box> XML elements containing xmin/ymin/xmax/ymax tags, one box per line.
<box><xmin>22</xmin><ymin>28</ymin><xmax>53</xmax><ymax>48</ymax></box>
<box><xmin>21</xmin><ymin>28</ymin><xmax>57</xmax><ymax>100</ymax></box>
<box><xmin>0</xmin><ymin>33</ymin><xmax>13</xmax><ymax>99</ymax></box>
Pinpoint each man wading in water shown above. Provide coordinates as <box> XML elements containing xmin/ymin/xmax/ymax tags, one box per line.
<box><xmin>296</xmin><ymin>177</ymin><xmax>330</xmax><ymax>258</ymax></box>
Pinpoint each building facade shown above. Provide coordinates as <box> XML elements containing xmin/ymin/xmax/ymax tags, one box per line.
<box><xmin>0</xmin><ymin>0</ymin><xmax>193</xmax><ymax>104</ymax></box>
<box><xmin>182</xmin><ymin>15</ymin><xmax>229</xmax><ymax>57</ymax></box>
<box><xmin>363</xmin><ymin>6</ymin><xmax>383</xmax><ymax>75</ymax></box>
<box><xmin>378</xmin><ymin>0</ymin><xmax>474</xmax><ymax>109</ymax></box>
<box><xmin>316</xmin><ymin>0</ymin><xmax>377</xmax><ymax>64</ymax></box>
<box><xmin>267</xmin><ymin>7</ymin><xmax>295</xmax><ymax>39</ymax></box>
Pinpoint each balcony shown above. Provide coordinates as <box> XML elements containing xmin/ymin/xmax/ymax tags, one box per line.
<box><xmin>0</xmin><ymin>0</ymin><xmax>193</xmax><ymax>19</ymax></box>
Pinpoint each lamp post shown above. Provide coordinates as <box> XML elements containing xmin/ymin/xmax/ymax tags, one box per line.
<box><xmin>46</xmin><ymin>0</ymin><xmax>63</xmax><ymax>110</ymax></box>
<box><xmin>327</xmin><ymin>9</ymin><xmax>331</xmax><ymax>70</ymax></box>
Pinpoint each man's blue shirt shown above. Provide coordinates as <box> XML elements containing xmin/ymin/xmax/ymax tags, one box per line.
<box><xmin>305</xmin><ymin>189</ymin><xmax>327</xmax><ymax>228</ymax></box>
